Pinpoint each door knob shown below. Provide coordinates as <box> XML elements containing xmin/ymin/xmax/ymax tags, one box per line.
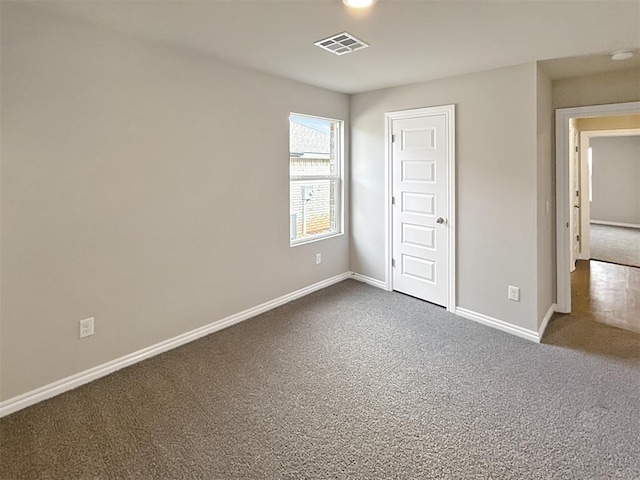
<box><xmin>436</xmin><ymin>217</ymin><xmax>446</xmax><ymax>224</ymax></box>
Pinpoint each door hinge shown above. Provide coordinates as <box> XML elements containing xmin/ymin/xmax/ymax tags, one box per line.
<box><xmin>392</xmin><ymin>134</ymin><xmax>396</xmax><ymax>143</ymax></box>
<box><xmin>392</xmin><ymin>196</ymin><xmax>396</xmax><ymax>205</ymax></box>
<box><xmin>575</xmin><ymin>146</ymin><xmax>579</xmax><ymax>153</ymax></box>
<box><xmin>392</xmin><ymin>258</ymin><xmax>396</xmax><ymax>267</ymax></box>
<box><xmin>577</xmin><ymin>235</ymin><xmax>580</xmax><ymax>242</ymax></box>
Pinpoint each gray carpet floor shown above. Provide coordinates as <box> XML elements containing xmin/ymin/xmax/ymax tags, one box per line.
<box><xmin>590</xmin><ymin>223</ymin><xmax>640</xmax><ymax>268</ymax></box>
<box><xmin>1</xmin><ymin>280</ymin><xmax>640</xmax><ymax>479</ymax></box>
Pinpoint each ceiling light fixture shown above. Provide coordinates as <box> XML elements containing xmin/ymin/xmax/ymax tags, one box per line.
<box><xmin>342</xmin><ymin>0</ymin><xmax>376</xmax><ymax>8</ymax></box>
<box><xmin>611</xmin><ymin>50</ymin><xmax>634</xmax><ymax>61</ymax></box>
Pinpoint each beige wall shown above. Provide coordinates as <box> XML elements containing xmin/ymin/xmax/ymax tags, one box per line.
<box><xmin>553</xmin><ymin>69</ymin><xmax>640</xmax><ymax>109</ymax></box>
<box><xmin>6</xmin><ymin>4</ymin><xmax>637</xmax><ymax>405</ymax></box>
<box><xmin>536</xmin><ymin>64</ymin><xmax>555</xmax><ymax>327</ymax></box>
<box><xmin>350</xmin><ymin>63</ymin><xmax>540</xmax><ymax>332</ymax></box>
<box><xmin>590</xmin><ymin>136</ymin><xmax>640</xmax><ymax>225</ymax></box>
<box><xmin>0</xmin><ymin>5</ymin><xmax>350</xmax><ymax>400</ymax></box>
<box><xmin>577</xmin><ymin>114</ymin><xmax>640</xmax><ymax>131</ymax></box>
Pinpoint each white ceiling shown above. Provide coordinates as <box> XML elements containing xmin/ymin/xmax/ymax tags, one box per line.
<box><xmin>21</xmin><ymin>0</ymin><xmax>640</xmax><ymax>94</ymax></box>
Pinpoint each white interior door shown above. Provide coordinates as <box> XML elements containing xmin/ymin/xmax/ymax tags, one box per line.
<box><xmin>391</xmin><ymin>113</ymin><xmax>449</xmax><ymax>307</ymax></box>
<box><xmin>569</xmin><ymin>125</ymin><xmax>581</xmax><ymax>270</ymax></box>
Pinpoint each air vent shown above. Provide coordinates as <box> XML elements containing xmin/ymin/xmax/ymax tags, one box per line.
<box><xmin>314</xmin><ymin>32</ymin><xmax>369</xmax><ymax>56</ymax></box>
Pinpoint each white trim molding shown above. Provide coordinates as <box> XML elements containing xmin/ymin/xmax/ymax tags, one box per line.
<box><xmin>455</xmin><ymin>307</ymin><xmax>540</xmax><ymax>343</ymax></box>
<box><xmin>538</xmin><ymin>304</ymin><xmax>556</xmax><ymax>341</ymax></box>
<box><xmin>350</xmin><ymin>272</ymin><xmax>389</xmax><ymax>290</ymax></box>
<box><xmin>591</xmin><ymin>220</ymin><xmax>640</xmax><ymax>230</ymax></box>
<box><xmin>576</xmin><ymin>127</ymin><xmax>640</xmax><ymax>260</ymax></box>
<box><xmin>0</xmin><ymin>272</ymin><xmax>352</xmax><ymax>418</ymax></box>
<box><xmin>384</xmin><ymin>104</ymin><xmax>456</xmax><ymax>311</ymax></box>
<box><xmin>555</xmin><ymin>101</ymin><xmax>640</xmax><ymax>313</ymax></box>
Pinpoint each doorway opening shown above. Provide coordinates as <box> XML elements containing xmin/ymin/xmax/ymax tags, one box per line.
<box><xmin>556</xmin><ymin>102</ymin><xmax>640</xmax><ymax>334</ymax></box>
<box><xmin>555</xmin><ymin>101</ymin><xmax>640</xmax><ymax>312</ymax></box>
<box><xmin>585</xmin><ymin>131</ymin><xmax>640</xmax><ymax>269</ymax></box>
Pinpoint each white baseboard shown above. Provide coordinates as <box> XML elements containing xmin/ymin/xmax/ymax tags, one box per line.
<box><xmin>591</xmin><ymin>220</ymin><xmax>640</xmax><ymax>229</ymax></box>
<box><xmin>455</xmin><ymin>307</ymin><xmax>540</xmax><ymax>343</ymax></box>
<box><xmin>0</xmin><ymin>272</ymin><xmax>352</xmax><ymax>418</ymax></box>
<box><xmin>538</xmin><ymin>303</ymin><xmax>556</xmax><ymax>340</ymax></box>
<box><xmin>350</xmin><ymin>272</ymin><xmax>388</xmax><ymax>290</ymax></box>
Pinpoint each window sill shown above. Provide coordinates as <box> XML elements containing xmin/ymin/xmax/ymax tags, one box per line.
<box><xmin>290</xmin><ymin>231</ymin><xmax>343</xmax><ymax>247</ymax></box>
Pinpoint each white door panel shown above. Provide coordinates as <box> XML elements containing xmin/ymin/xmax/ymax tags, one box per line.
<box><xmin>569</xmin><ymin>126</ymin><xmax>580</xmax><ymax>270</ymax></box>
<box><xmin>392</xmin><ymin>113</ymin><xmax>449</xmax><ymax>307</ymax></box>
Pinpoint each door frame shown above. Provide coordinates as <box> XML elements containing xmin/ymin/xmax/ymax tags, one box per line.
<box><xmin>578</xmin><ymin>127</ymin><xmax>640</xmax><ymax>261</ymax></box>
<box><xmin>555</xmin><ymin>101</ymin><xmax>640</xmax><ymax>313</ymax></box>
<box><xmin>384</xmin><ymin>104</ymin><xmax>456</xmax><ymax>311</ymax></box>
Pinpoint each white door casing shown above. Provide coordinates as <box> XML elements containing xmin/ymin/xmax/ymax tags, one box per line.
<box><xmin>579</xmin><ymin>127</ymin><xmax>640</xmax><ymax>259</ymax></box>
<box><xmin>386</xmin><ymin>106</ymin><xmax>455</xmax><ymax>309</ymax></box>
<box><xmin>579</xmin><ymin>131</ymin><xmax>592</xmax><ymax>261</ymax></box>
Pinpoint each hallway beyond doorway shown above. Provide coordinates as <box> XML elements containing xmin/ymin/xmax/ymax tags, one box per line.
<box><xmin>590</xmin><ymin>224</ymin><xmax>640</xmax><ymax>268</ymax></box>
<box><xmin>543</xmin><ymin>260</ymin><xmax>640</xmax><ymax>358</ymax></box>
<box><xmin>571</xmin><ymin>260</ymin><xmax>639</xmax><ymax>334</ymax></box>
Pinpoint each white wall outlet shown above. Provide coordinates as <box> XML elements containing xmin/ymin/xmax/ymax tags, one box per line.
<box><xmin>79</xmin><ymin>317</ymin><xmax>94</xmax><ymax>338</ymax></box>
<box><xmin>315</xmin><ymin>253</ymin><xmax>322</xmax><ymax>265</ymax></box>
<box><xmin>508</xmin><ymin>286</ymin><xmax>520</xmax><ymax>302</ymax></box>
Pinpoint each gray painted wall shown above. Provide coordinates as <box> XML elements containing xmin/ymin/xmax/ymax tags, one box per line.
<box><xmin>536</xmin><ymin>66</ymin><xmax>555</xmax><ymax>327</ymax></box>
<box><xmin>350</xmin><ymin>63</ymin><xmax>540</xmax><ymax>333</ymax></box>
<box><xmin>590</xmin><ymin>136</ymin><xmax>640</xmax><ymax>225</ymax></box>
<box><xmin>3</xmin><ymin>5</ymin><xmax>637</xmax><ymax>405</ymax></box>
<box><xmin>0</xmin><ymin>5</ymin><xmax>350</xmax><ymax>400</ymax></box>
<box><xmin>552</xmin><ymin>69</ymin><xmax>640</xmax><ymax>109</ymax></box>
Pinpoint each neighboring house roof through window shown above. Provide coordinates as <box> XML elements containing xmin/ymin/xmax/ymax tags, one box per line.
<box><xmin>290</xmin><ymin>121</ymin><xmax>331</xmax><ymax>158</ymax></box>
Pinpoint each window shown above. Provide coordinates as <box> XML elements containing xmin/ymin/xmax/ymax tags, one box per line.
<box><xmin>289</xmin><ymin>113</ymin><xmax>343</xmax><ymax>245</ymax></box>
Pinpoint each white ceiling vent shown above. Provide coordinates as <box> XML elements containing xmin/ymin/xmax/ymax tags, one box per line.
<box><xmin>314</xmin><ymin>32</ymin><xmax>369</xmax><ymax>56</ymax></box>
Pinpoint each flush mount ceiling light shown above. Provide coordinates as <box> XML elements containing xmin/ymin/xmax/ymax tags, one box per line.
<box><xmin>343</xmin><ymin>0</ymin><xmax>376</xmax><ymax>8</ymax></box>
<box><xmin>611</xmin><ymin>50</ymin><xmax>634</xmax><ymax>61</ymax></box>
<box><xmin>314</xmin><ymin>32</ymin><xmax>369</xmax><ymax>56</ymax></box>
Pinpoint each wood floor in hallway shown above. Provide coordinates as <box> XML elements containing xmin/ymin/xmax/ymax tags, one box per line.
<box><xmin>542</xmin><ymin>260</ymin><xmax>639</xmax><ymax>360</ymax></box>
<box><xmin>572</xmin><ymin>260</ymin><xmax>640</xmax><ymax>334</ymax></box>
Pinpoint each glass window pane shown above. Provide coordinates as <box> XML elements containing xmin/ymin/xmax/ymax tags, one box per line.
<box><xmin>289</xmin><ymin>113</ymin><xmax>341</xmax><ymax>245</ymax></box>
<box><xmin>290</xmin><ymin>179</ymin><xmax>337</xmax><ymax>241</ymax></box>
<box><xmin>290</xmin><ymin>115</ymin><xmax>338</xmax><ymax>176</ymax></box>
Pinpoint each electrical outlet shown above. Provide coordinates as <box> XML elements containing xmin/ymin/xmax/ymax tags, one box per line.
<box><xmin>315</xmin><ymin>253</ymin><xmax>322</xmax><ymax>265</ymax></box>
<box><xmin>79</xmin><ymin>317</ymin><xmax>94</xmax><ymax>338</ymax></box>
<box><xmin>508</xmin><ymin>286</ymin><xmax>520</xmax><ymax>302</ymax></box>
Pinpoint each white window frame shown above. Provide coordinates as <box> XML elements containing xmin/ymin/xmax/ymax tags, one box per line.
<box><xmin>289</xmin><ymin>113</ymin><xmax>344</xmax><ymax>247</ymax></box>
